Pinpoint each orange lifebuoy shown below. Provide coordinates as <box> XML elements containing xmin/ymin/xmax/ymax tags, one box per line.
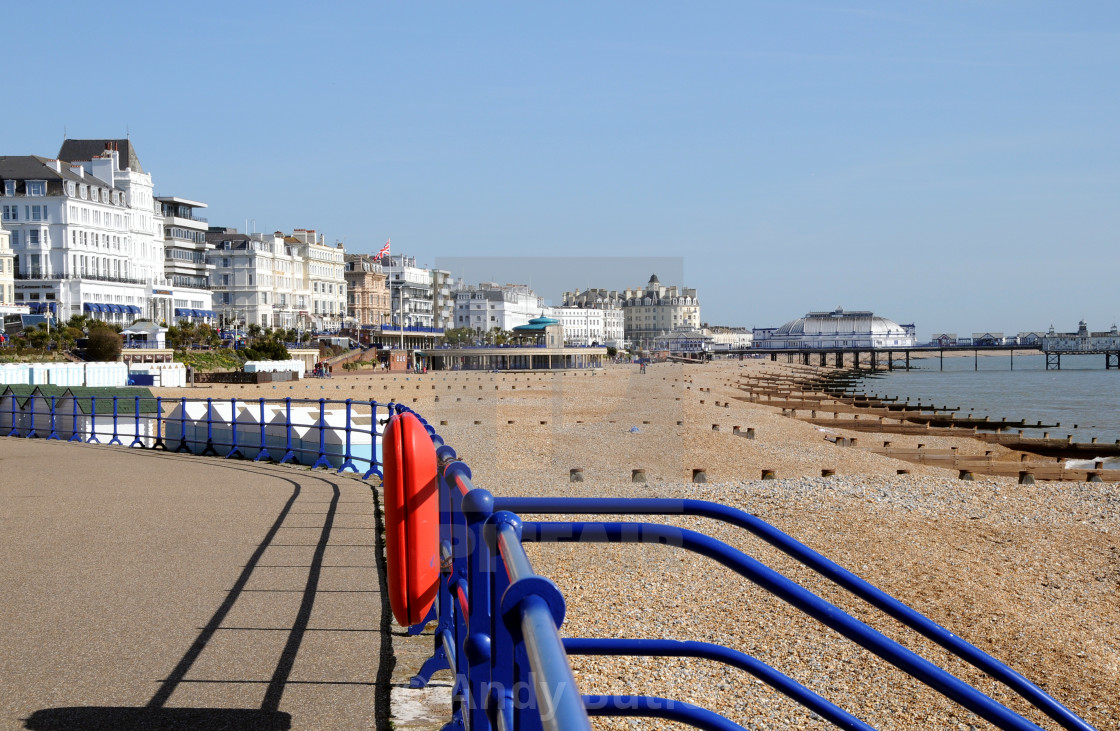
<box><xmin>382</xmin><ymin>411</ymin><xmax>440</xmax><ymax>626</ymax></box>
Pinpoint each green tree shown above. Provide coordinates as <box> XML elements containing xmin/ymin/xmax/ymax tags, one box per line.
<box><xmin>27</xmin><ymin>325</ymin><xmax>51</xmax><ymax>351</ymax></box>
<box><xmin>85</xmin><ymin>327</ymin><xmax>123</xmax><ymax>361</ymax></box>
<box><xmin>441</xmin><ymin>327</ymin><xmax>474</xmax><ymax>347</ymax></box>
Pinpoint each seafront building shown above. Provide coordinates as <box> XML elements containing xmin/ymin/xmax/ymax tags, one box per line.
<box><xmin>1040</xmin><ymin>321</ymin><xmax>1120</xmax><ymax>351</ymax></box>
<box><xmin>453</xmin><ymin>282</ymin><xmax>546</xmax><ymax>335</ymax></box>
<box><xmin>620</xmin><ymin>274</ymin><xmax>700</xmax><ymax>349</ymax></box>
<box><xmin>156</xmin><ymin>195</ymin><xmax>214</xmax><ymax>324</ymax></box>
<box><xmin>548</xmin><ymin>305</ymin><xmax>624</xmax><ymax>347</ymax></box>
<box><xmin>561</xmin><ymin>275</ymin><xmax>700</xmax><ymax>349</ymax></box>
<box><xmin>753</xmin><ymin>308</ymin><xmax>916</xmax><ymax>349</ymax></box>
<box><xmin>0</xmin><ymin>147</ymin><xmax>155</xmax><ymax>323</ymax></box>
<box><xmin>430</xmin><ymin>267</ymin><xmax>455</xmax><ymax>330</ymax></box>
<box><xmin>0</xmin><ymin>227</ymin><xmax>13</xmax><ymax>306</ymax></box>
<box><xmin>344</xmin><ymin>254</ymin><xmax>391</xmax><ymax>329</ymax></box>
<box><xmin>383</xmin><ymin>254</ymin><xmax>436</xmax><ymax>329</ymax></box>
<box><xmin>286</xmin><ymin>229</ymin><xmax>347</xmax><ymax>331</ymax></box>
<box><xmin>704</xmin><ymin>325</ymin><xmax>753</xmax><ymax>351</ymax></box>
<box><xmin>206</xmin><ymin>228</ymin><xmax>310</xmax><ymax>330</ymax></box>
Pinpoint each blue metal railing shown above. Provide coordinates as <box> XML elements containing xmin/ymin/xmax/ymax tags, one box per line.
<box><xmin>0</xmin><ymin>392</ymin><xmax>389</xmax><ymax>479</ymax></box>
<box><xmin>0</xmin><ymin>391</ymin><xmax>1099</xmax><ymax>730</ymax></box>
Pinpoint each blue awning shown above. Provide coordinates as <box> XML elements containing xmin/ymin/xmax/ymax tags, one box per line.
<box><xmin>108</xmin><ymin>304</ymin><xmax>121</xmax><ymax>314</ymax></box>
<box><xmin>83</xmin><ymin>302</ymin><xmax>97</xmax><ymax>312</ymax></box>
<box><xmin>175</xmin><ymin>308</ymin><xmax>187</xmax><ymax>317</ymax></box>
<box><xmin>127</xmin><ymin>304</ymin><xmax>141</xmax><ymax>314</ymax></box>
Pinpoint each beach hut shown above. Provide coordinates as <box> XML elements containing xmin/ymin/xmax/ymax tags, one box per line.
<box><xmin>0</xmin><ymin>385</ymin><xmax>70</xmax><ymax>437</ymax></box>
<box><xmin>54</xmin><ymin>387</ymin><xmax>159</xmax><ymax>444</ymax></box>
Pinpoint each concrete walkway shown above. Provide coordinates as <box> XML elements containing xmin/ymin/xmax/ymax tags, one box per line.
<box><xmin>0</xmin><ymin>439</ymin><xmax>396</xmax><ymax>730</ymax></box>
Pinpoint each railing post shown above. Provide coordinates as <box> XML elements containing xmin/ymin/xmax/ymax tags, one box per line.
<box><xmin>86</xmin><ymin>397</ymin><xmax>100</xmax><ymax>443</ymax></box>
<box><xmin>311</xmin><ymin>398</ymin><xmax>331</xmax><ymax>469</ymax></box>
<box><xmin>152</xmin><ymin>396</ymin><xmax>166</xmax><ymax>450</ymax></box>
<box><xmin>279</xmin><ymin>397</ymin><xmax>296</xmax><ymax>464</ymax></box>
<box><xmin>254</xmin><ymin>397</ymin><xmax>271</xmax><ymax>462</ymax></box>
<box><xmin>27</xmin><ymin>393</ymin><xmax>39</xmax><ymax>439</ymax></box>
<box><xmin>337</xmin><ymin>398</ymin><xmax>358</xmax><ymax>474</ymax></box>
<box><xmin>489</xmin><ymin>511</ymin><xmax>516</xmax><ymax>730</ymax></box>
<box><xmin>130</xmin><ymin>396</ymin><xmax>145</xmax><ymax>448</ymax></box>
<box><xmin>108</xmin><ymin>397</ymin><xmax>123</xmax><ymax>445</ymax></box>
<box><xmin>6</xmin><ymin>391</ymin><xmax>17</xmax><ymax>437</ymax></box>
<box><xmin>68</xmin><ymin>395</ymin><xmax>82</xmax><ymax>442</ymax></box>
<box><xmin>45</xmin><ymin>396</ymin><xmax>60</xmax><ymax>440</ymax></box>
<box><xmin>462</xmin><ymin>488</ymin><xmax>495</xmax><ymax>731</ymax></box>
<box><xmin>226</xmin><ymin>397</ymin><xmax>242</xmax><ymax>459</ymax></box>
<box><xmin>362</xmin><ymin>399</ymin><xmax>381</xmax><ymax>480</ymax></box>
<box><xmin>175</xmin><ymin>396</ymin><xmax>191</xmax><ymax>452</ymax></box>
<box><xmin>201</xmin><ymin>397</ymin><xmax>217</xmax><ymax>455</ymax></box>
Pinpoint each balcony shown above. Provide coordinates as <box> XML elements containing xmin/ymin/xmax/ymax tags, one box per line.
<box><xmin>160</xmin><ymin>208</ymin><xmax>209</xmax><ymax>223</ymax></box>
<box><xmin>16</xmin><ymin>272</ymin><xmax>151</xmax><ymax>285</ymax></box>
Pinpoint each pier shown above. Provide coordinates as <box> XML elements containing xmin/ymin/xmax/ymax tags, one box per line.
<box><xmin>735</xmin><ymin>343</ymin><xmax>1120</xmax><ymax>370</ymax></box>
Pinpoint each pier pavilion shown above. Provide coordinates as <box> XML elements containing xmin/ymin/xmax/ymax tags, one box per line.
<box><xmin>421</xmin><ymin>315</ymin><xmax>606</xmax><ymax>371</ymax></box>
<box><xmin>420</xmin><ymin>345</ymin><xmax>606</xmax><ymax>371</ymax></box>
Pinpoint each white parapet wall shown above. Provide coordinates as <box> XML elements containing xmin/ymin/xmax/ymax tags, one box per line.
<box><xmin>164</xmin><ymin>400</ymin><xmax>381</xmax><ymax>470</ymax></box>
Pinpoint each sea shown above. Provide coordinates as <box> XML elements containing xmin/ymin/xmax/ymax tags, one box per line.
<box><xmin>853</xmin><ymin>352</ymin><xmax>1120</xmax><ymax>467</ymax></box>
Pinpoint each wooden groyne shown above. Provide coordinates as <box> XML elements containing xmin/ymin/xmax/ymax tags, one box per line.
<box><xmin>736</xmin><ymin>366</ymin><xmax>1120</xmax><ymax>480</ymax></box>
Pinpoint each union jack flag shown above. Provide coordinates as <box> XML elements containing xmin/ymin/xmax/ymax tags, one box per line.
<box><xmin>376</xmin><ymin>238</ymin><xmax>390</xmax><ymax>260</ymax></box>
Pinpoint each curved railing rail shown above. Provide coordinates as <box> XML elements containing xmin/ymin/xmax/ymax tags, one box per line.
<box><xmin>400</xmin><ymin>404</ymin><xmax>1096</xmax><ymax>731</ymax></box>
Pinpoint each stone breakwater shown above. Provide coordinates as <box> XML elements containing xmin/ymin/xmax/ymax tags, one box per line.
<box><xmin>158</xmin><ymin>360</ymin><xmax>1118</xmax><ymax>729</ymax></box>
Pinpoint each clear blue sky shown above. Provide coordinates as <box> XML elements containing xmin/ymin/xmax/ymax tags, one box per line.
<box><xmin>8</xmin><ymin>1</ymin><xmax>1119</xmax><ymax>337</ymax></box>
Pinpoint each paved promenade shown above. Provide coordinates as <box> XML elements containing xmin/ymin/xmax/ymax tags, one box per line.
<box><xmin>0</xmin><ymin>439</ymin><xmax>390</xmax><ymax>730</ymax></box>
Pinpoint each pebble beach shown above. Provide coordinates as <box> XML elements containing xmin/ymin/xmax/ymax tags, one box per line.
<box><xmin>162</xmin><ymin>359</ymin><xmax>1118</xmax><ymax>729</ymax></box>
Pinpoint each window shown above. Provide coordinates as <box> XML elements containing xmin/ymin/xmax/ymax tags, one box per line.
<box><xmin>3</xmin><ymin>181</ymin><xmax>14</xmax><ymax>196</ymax></box>
<box><xmin>67</xmin><ymin>182</ymin><xmax>75</xmax><ymax>197</ymax></box>
<box><xmin>27</xmin><ymin>181</ymin><xmax>45</xmax><ymax>196</ymax></box>
<box><xmin>1</xmin><ymin>205</ymin><xmax>12</xmax><ymax>221</ymax></box>
<box><xmin>31</xmin><ymin>205</ymin><xmax>42</xmax><ymax>221</ymax></box>
<box><xmin>28</xmin><ymin>231</ymin><xmax>39</xmax><ymax>245</ymax></box>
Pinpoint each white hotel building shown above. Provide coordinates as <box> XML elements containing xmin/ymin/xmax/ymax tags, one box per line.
<box><xmin>0</xmin><ymin>227</ymin><xmax>13</xmax><ymax>306</ymax></box>
<box><xmin>206</xmin><ymin>228</ymin><xmax>310</xmax><ymax>330</ymax></box>
<box><xmin>286</xmin><ymin>229</ymin><xmax>346</xmax><ymax>331</ymax></box>
<box><xmin>0</xmin><ymin>141</ymin><xmax>163</xmax><ymax>322</ymax></box>
<box><xmin>549</xmin><ymin>306</ymin><xmax>624</xmax><ymax>347</ymax></box>
<box><xmin>157</xmin><ymin>196</ymin><xmax>214</xmax><ymax>324</ymax></box>
<box><xmin>384</xmin><ymin>254</ymin><xmax>436</xmax><ymax>329</ymax></box>
<box><xmin>453</xmin><ymin>282</ymin><xmax>545</xmax><ymax>333</ymax></box>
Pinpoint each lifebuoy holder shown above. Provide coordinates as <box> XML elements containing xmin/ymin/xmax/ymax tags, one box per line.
<box><xmin>382</xmin><ymin>410</ymin><xmax>440</xmax><ymax>626</ymax></box>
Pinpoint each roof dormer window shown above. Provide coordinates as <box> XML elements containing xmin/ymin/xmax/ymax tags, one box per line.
<box><xmin>27</xmin><ymin>181</ymin><xmax>46</xmax><ymax>196</ymax></box>
<box><xmin>3</xmin><ymin>181</ymin><xmax>14</xmax><ymax>196</ymax></box>
<box><xmin>79</xmin><ymin>185</ymin><xmax>88</xmax><ymax>200</ymax></box>
<box><xmin>67</xmin><ymin>182</ymin><xmax>76</xmax><ymax>197</ymax></box>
